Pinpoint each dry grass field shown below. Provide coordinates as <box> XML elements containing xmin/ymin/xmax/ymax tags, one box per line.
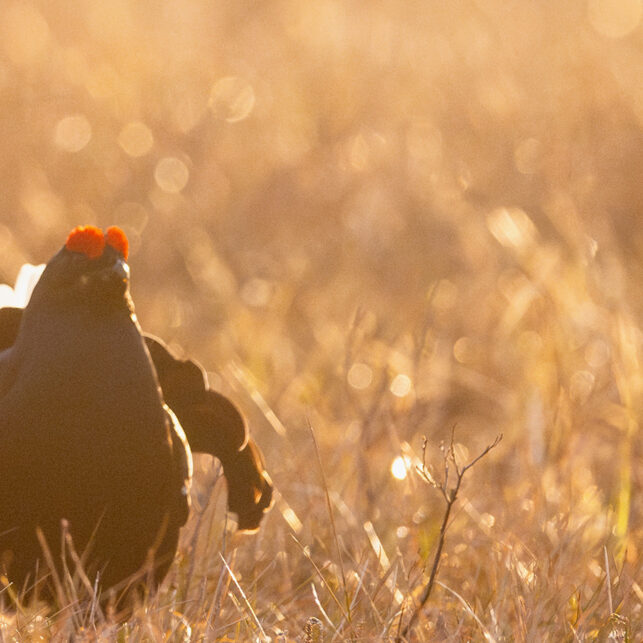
<box><xmin>0</xmin><ymin>1</ymin><xmax>642</xmax><ymax>640</ymax></box>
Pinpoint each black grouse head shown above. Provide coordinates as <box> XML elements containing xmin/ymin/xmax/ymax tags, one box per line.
<box><xmin>28</xmin><ymin>225</ymin><xmax>132</xmax><ymax>315</ymax></box>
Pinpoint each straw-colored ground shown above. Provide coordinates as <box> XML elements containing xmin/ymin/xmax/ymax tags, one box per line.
<box><xmin>0</xmin><ymin>1</ymin><xmax>641</xmax><ymax>640</ymax></box>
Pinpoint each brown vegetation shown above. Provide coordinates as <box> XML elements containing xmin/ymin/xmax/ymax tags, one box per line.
<box><xmin>0</xmin><ymin>1</ymin><xmax>641</xmax><ymax>639</ymax></box>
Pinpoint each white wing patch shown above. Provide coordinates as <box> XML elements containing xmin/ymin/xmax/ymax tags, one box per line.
<box><xmin>0</xmin><ymin>263</ymin><xmax>46</xmax><ymax>309</ymax></box>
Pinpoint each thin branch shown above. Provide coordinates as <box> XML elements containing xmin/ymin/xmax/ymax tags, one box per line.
<box><xmin>399</xmin><ymin>432</ymin><xmax>503</xmax><ymax>640</ymax></box>
<box><xmin>460</xmin><ymin>434</ymin><xmax>503</xmax><ymax>476</ymax></box>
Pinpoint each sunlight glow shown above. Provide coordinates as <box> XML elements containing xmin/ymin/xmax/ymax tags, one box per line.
<box><xmin>209</xmin><ymin>76</ymin><xmax>256</xmax><ymax>123</ymax></box>
<box><xmin>118</xmin><ymin>121</ymin><xmax>154</xmax><ymax>157</ymax></box>
<box><xmin>391</xmin><ymin>455</ymin><xmax>411</xmax><ymax>480</ymax></box>
<box><xmin>54</xmin><ymin>114</ymin><xmax>92</xmax><ymax>153</ymax></box>
<box><xmin>347</xmin><ymin>362</ymin><xmax>372</xmax><ymax>389</ymax></box>
<box><xmin>588</xmin><ymin>0</ymin><xmax>642</xmax><ymax>38</ymax></box>
<box><xmin>154</xmin><ymin>157</ymin><xmax>190</xmax><ymax>193</ymax></box>
<box><xmin>396</xmin><ymin>525</ymin><xmax>409</xmax><ymax>539</ymax></box>
<box><xmin>240</xmin><ymin>278</ymin><xmax>273</xmax><ymax>307</ymax></box>
<box><xmin>390</xmin><ymin>373</ymin><xmax>412</xmax><ymax>397</ymax></box>
<box><xmin>487</xmin><ymin>207</ymin><xmax>536</xmax><ymax>249</ymax></box>
<box><xmin>515</xmin><ymin>559</ymin><xmax>535</xmax><ymax>586</ymax></box>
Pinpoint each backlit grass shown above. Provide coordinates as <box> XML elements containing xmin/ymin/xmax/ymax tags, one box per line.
<box><xmin>0</xmin><ymin>1</ymin><xmax>641</xmax><ymax>640</ymax></box>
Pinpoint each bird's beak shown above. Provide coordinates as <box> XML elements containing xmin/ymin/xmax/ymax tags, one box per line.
<box><xmin>111</xmin><ymin>257</ymin><xmax>130</xmax><ymax>282</ymax></box>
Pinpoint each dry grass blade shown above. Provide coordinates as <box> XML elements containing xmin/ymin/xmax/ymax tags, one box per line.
<box><xmin>310</xmin><ymin>583</ymin><xmax>339</xmax><ymax>636</ymax></box>
<box><xmin>290</xmin><ymin>533</ymin><xmax>348</xmax><ymax>625</ymax></box>
<box><xmin>35</xmin><ymin>528</ymin><xmax>66</xmax><ymax>610</ymax></box>
<box><xmin>437</xmin><ymin>581</ymin><xmax>497</xmax><ymax>643</ymax></box>
<box><xmin>307</xmin><ymin>419</ymin><xmax>354</xmax><ymax>629</ymax></box>
<box><xmin>219</xmin><ymin>553</ymin><xmax>268</xmax><ymax>641</ymax></box>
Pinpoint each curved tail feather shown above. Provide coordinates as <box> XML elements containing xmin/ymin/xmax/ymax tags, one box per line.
<box><xmin>145</xmin><ymin>335</ymin><xmax>273</xmax><ymax>531</ymax></box>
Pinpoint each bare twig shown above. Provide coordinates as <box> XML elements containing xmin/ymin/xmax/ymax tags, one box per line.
<box><xmin>399</xmin><ymin>431</ymin><xmax>503</xmax><ymax>640</ymax></box>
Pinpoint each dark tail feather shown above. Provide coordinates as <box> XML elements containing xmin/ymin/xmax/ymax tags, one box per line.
<box><xmin>221</xmin><ymin>436</ymin><xmax>273</xmax><ymax>532</ymax></box>
<box><xmin>145</xmin><ymin>335</ymin><xmax>273</xmax><ymax>530</ymax></box>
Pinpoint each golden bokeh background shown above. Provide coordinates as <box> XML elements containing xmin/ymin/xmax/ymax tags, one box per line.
<box><xmin>0</xmin><ymin>0</ymin><xmax>641</xmax><ymax>638</ymax></box>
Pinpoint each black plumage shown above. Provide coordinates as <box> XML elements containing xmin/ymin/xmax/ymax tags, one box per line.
<box><xmin>0</xmin><ymin>226</ymin><xmax>272</xmax><ymax>604</ymax></box>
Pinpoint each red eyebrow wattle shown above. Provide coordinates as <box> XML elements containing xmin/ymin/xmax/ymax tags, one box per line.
<box><xmin>105</xmin><ymin>226</ymin><xmax>129</xmax><ymax>260</ymax></box>
<box><xmin>65</xmin><ymin>225</ymin><xmax>129</xmax><ymax>260</ymax></box>
<box><xmin>65</xmin><ymin>225</ymin><xmax>106</xmax><ymax>259</ymax></box>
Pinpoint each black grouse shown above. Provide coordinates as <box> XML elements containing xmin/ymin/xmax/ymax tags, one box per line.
<box><xmin>0</xmin><ymin>225</ymin><xmax>272</xmax><ymax>604</ymax></box>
